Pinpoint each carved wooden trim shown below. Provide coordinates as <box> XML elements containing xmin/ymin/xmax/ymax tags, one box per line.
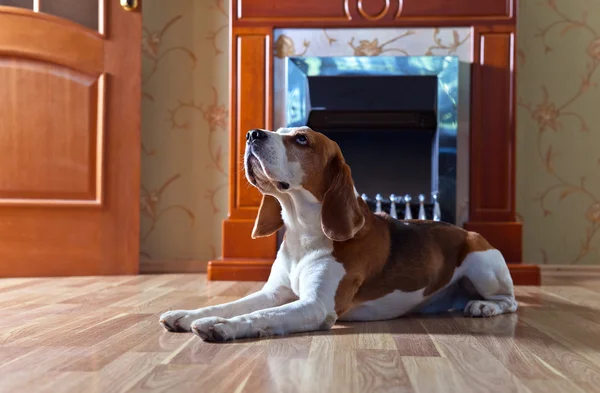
<box><xmin>222</xmin><ymin>219</ymin><xmax>276</xmax><ymax>259</ymax></box>
<box><xmin>395</xmin><ymin>0</ymin><xmax>511</xmax><ymax>20</ymax></box>
<box><xmin>469</xmin><ymin>26</ymin><xmax>516</xmax><ymax>222</ymax></box>
<box><xmin>0</xmin><ymin>67</ymin><xmax>105</xmax><ymax>207</ymax></box>
<box><xmin>229</xmin><ymin>29</ymin><xmax>274</xmax><ymax>217</ymax></box>
<box><xmin>237</xmin><ymin>0</ymin><xmax>352</xmax><ymax>22</ymax></box>
<box><xmin>357</xmin><ymin>0</ymin><xmax>391</xmax><ymax>21</ymax></box>
<box><xmin>234</xmin><ymin>0</ymin><xmax>513</xmax><ymax>26</ymax></box>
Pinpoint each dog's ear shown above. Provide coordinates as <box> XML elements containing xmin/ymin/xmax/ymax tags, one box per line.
<box><xmin>321</xmin><ymin>152</ymin><xmax>365</xmax><ymax>242</ymax></box>
<box><xmin>252</xmin><ymin>194</ymin><xmax>284</xmax><ymax>239</ymax></box>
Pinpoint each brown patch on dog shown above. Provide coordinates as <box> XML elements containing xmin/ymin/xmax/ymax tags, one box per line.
<box><xmin>252</xmin><ymin>194</ymin><xmax>283</xmax><ymax>238</ymax></box>
<box><xmin>332</xmin><ymin>201</ymin><xmax>391</xmax><ymax>316</ymax></box>
<box><xmin>333</xmin><ymin>214</ymin><xmax>496</xmax><ymax>317</ymax></box>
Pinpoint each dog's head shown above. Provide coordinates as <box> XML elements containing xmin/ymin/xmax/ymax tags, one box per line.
<box><xmin>244</xmin><ymin>126</ymin><xmax>366</xmax><ymax>242</ymax></box>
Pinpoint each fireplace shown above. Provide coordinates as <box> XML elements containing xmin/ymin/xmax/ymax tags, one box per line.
<box><xmin>285</xmin><ymin>55</ymin><xmax>463</xmax><ymax>225</ymax></box>
<box><xmin>207</xmin><ymin>0</ymin><xmax>541</xmax><ymax>285</ymax></box>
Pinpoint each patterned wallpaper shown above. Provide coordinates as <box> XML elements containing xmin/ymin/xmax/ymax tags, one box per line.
<box><xmin>517</xmin><ymin>0</ymin><xmax>600</xmax><ymax>265</ymax></box>
<box><xmin>141</xmin><ymin>0</ymin><xmax>229</xmax><ymax>266</ymax></box>
<box><xmin>141</xmin><ymin>0</ymin><xmax>600</xmax><ymax>266</ymax></box>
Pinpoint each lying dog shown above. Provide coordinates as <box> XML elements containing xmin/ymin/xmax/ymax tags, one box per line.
<box><xmin>159</xmin><ymin>126</ymin><xmax>518</xmax><ymax>342</ymax></box>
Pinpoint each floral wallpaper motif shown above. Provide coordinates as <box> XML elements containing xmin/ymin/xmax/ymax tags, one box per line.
<box><xmin>348</xmin><ymin>32</ymin><xmax>416</xmax><ymax>56</ymax></box>
<box><xmin>141</xmin><ymin>0</ymin><xmax>600</xmax><ymax>266</ymax></box>
<box><xmin>517</xmin><ymin>0</ymin><xmax>600</xmax><ymax>265</ymax></box>
<box><xmin>141</xmin><ymin>0</ymin><xmax>228</xmax><ymax>265</ymax></box>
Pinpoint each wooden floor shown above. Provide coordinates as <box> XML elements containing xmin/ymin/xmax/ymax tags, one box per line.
<box><xmin>1</xmin><ymin>273</ymin><xmax>600</xmax><ymax>393</ymax></box>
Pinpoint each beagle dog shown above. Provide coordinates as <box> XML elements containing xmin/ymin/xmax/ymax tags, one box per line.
<box><xmin>159</xmin><ymin>126</ymin><xmax>518</xmax><ymax>342</ymax></box>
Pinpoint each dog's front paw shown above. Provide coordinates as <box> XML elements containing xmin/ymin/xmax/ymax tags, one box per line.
<box><xmin>159</xmin><ymin>310</ymin><xmax>200</xmax><ymax>332</ymax></box>
<box><xmin>191</xmin><ymin>317</ymin><xmax>236</xmax><ymax>342</ymax></box>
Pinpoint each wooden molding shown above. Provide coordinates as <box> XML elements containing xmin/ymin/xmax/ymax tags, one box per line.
<box><xmin>235</xmin><ymin>0</ymin><xmax>514</xmax><ymax>25</ymax></box>
<box><xmin>208</xmin><ymin>258</ymin><xmax>273</xmax><ymax>281</ymax></box>
<box><xmin>507</xmin><ymin>264</ymin><xmax>540</xmax><ymax>286</ymax></box>
<box><xmin>469</xmin><ymin>26</ymin><xmax>516</xmax><ymax>223</ymax></box>
<box><xmin>140</xmin><ymin>259</ymin><xmax>208</xmax><ymax>274</ymax></box>
<box><xmin>540</xmin><ymin>265</ymin><xmax>600</xmax><ymax>277</ymax></box>
<box><xmin>222</xmin><ymin>219</ymin><xmax>277</xmax><ymax>259</ymax></box>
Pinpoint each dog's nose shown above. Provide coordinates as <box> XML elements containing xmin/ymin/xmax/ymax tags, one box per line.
<box><xmin>247</xmin><ymin>129</ymin><xmax>267</xmax><ymax>143</ymax></box>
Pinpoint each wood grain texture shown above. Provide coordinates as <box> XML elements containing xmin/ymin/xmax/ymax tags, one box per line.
<box><xmin>207</xmin><ymin>258</ymin><xmax>274</xmax><ymax>281</ymax></box>
<box><xmin>0</xmin><ymin>0</ymin><xmax>141</xmax><ymax>277</ymax></box>
<box><xmin>469</xmin><ymin>27</ymin><xmax>516</xmax><ymax>222</ymax></box>
<box><xmin>238</xmin><ymin>0</ymin><xmax>351</xmax><ymax>21</ymax></box>
<box><xmin>0</xmin><ymin>60</ymin><xmax>102</xmax><ymax>204</ymax></box>
<box><xmin>0</xmin><ymin>7</ymin><xmax>104</xmax><ymax>74</ymax></box>
<box><xmin>222</xmin><ymin>219</ymin><xmax>277</xmax><ymax>259</ymax></box>
<box><xmin>0</xmin><ymin>272</ymin><xmax>596</xmax><ymax>392</ymax></box>
<box><xmin>235</xmin><ymin>0</ymin><xmax>514</xmax><ymax>25</ymax></box>
<box><xmin>234</xmin><ymin>33</ymin><xmax>269</xmax><ymax>211</ymax></box>
<box><xmin>397</xmin><ymin>0</ymin><xmax>511</xmax><ymax>18</ymax></box>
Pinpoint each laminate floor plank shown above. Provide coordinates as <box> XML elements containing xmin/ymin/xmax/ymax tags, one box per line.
<box><xmin>0</xmin><ymin>273</ymin><xmax>598</xmax><ymax>393</ymax></box>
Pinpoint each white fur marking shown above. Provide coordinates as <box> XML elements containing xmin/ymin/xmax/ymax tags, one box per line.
<box><xmin>461</xmin><ymin>249</ymin><xmax>518</xmax><ymax>317</ymax></box>
<box><xmin>162</xmin><ymin>176</ymin><xmax>348</xmax><ymax>341</ymax></box>
<box><xmin>339</xmin><ymin>289</ymin><xmax>427</xmax><ymax>321</ymax></box>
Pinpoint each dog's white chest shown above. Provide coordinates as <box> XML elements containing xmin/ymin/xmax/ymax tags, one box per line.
<box><xmin>277</xmin><ymin>230</ymin><xmax>340</xmax><ymax>298</ymax></box>
<box><xmin>286</xmin><ymin>249</ymin><xmax>335</xmax><ymax>297</ymax></box>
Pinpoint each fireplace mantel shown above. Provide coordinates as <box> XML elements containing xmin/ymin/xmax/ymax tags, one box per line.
<box><xmin>207</xmin><ymin>0</ymin><xmax>541</xmax><ymax>285</ymax></box>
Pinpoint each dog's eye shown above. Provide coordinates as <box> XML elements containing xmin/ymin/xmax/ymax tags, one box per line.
<box><xmin>296</xmin><ymin>135</ymin><xmax>308</xmax><ymax>145</ymax></box>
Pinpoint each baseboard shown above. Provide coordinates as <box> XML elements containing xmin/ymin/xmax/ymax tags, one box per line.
<box><xmin>139</xmin><ymin>259</ymin><xmax>208</xmax><ymax>274</ymax></box>
<box><xmin>507</xmin><ymin>264</ymin><xmax>540</xmax><ymax>285</ymax></box>
<box><xmin>207</xmin><ymin>258</ymin><xmax>272</xmax><ymax>281</ymax></box>
<box><xmin>540</xmin><ymin>265</ymin><xmax>600</xmax><ymax>277</ymax></box>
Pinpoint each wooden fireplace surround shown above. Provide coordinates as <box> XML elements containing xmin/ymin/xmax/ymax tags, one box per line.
<box><xmin>207</xmin><ymin>0</ymin><xmax>541</xmax><ymax>285</ymax></box>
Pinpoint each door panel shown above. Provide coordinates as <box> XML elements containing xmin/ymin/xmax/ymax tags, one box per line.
<box><xmin>0</xmin><ymin>60</ymin><xmax>103</xmax><ymax>203</ymax></box>
<box><xmin>0</xmin><ymin>1</ymin><xmax>141</xmax><ymax>277</ymax></box>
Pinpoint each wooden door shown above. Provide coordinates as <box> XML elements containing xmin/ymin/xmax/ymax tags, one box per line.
<box><xmin>0</xmin><ymin>0</ymin><xmax>141</xmax><ymax>277</ymax></box>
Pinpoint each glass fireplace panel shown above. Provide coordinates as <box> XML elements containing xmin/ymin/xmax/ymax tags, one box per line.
<box><xmin>286</xmin><ymin>55</ymin><xmax>459</xmax><ymax>224</ymax></box>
